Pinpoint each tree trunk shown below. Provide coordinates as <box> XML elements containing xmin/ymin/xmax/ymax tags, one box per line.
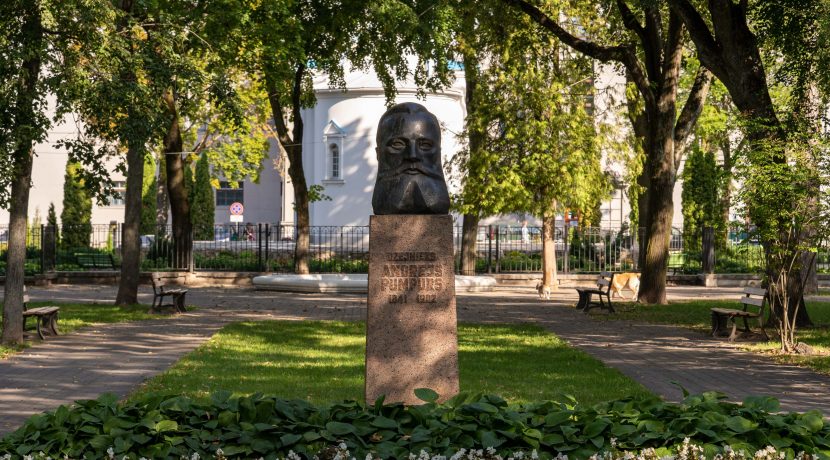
<box><xmin>288</xmin><ymin>147</ymin><xmax>310</xmax><ymax>274</ymax></box>
<box><xmin>162</xmin><ymin>91</ymin><xmax>192</xmax><ymax>270</ymax></box>
<box><xmin>115</xmin><ymin>143</ymin><xmax>145</xmax><ymax>305</ymax></box>
<box><xmin>264</xmin><ymin>67</ymin><xmax>310</xmax><ymax>274</ymax></box>
<box><xmin>460</xmin><ymin>214</ymin><xmax>480</xmax><ymax>276</ymax></box>
<box><xmin>2</xmin><ymin>2</ymin><xmax>42</xmax><ymax>345</ymax></box>
<box><xmin>541</xmin><ymin>214</ymin><xmax>558</xmax><ymax>289</ymax></box>
<box><xmin>459</xmin><ymin>46</ymin><xmax>483</xmax><ymax>277</ymax></box>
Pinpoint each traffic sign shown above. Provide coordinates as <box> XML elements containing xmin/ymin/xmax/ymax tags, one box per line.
<box><xmin>229</xmin><ymin>202</ymin><xmax>244</xmax><ymax>215</ymax></box>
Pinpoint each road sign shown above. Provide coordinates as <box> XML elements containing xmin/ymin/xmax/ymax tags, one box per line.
<box><xmin>230</xmin><ymin>215</ymin><xmax>243</xmax><ymax>223</ymax></box>
<box><xmin>229</xmin><ymin>202</ymin><xmax>244</xmax><ymax>215</ymax></box>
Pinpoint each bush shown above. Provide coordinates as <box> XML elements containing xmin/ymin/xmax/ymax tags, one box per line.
<box><xmin>1</xmin><ymin>391</ymin><xmax>828</xmax><ymax>460</ymax></box>
<box><xmin>146</xmin><ymin>238</ymin><xmax>175</xmax><ymax>267</ymax></box>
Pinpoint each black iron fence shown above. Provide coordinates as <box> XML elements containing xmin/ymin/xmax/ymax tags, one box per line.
<box><xmin>0</xmin><ymin>223</ymin><xmax>824</xmax><ymax>276</ymax></box>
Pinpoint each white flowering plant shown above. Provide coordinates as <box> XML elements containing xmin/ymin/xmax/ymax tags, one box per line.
<box><xmin>0</xmin><ymin>391</ymin><xmax>828</xmax><ymax>459</ymax></box>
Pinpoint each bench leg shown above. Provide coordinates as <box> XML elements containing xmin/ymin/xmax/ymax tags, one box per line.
<box><xmin>175</xmin><ymin>293</ymin><xmax>187</xmax><ymax>313</ymax></box>
<box><xmin>602</xmin><ymin>294</ymin><xmax>614</xmax><ymax>313</ymax></box>
<box><xmin>728</xmin><ymin>318</ymin><xmax>739</xmax><ymax>342</ymax></box>
<box><xmin>35</xmin><ymin>317</ymin><xmax>45</xmax><ymax>340</ymax></box>
<box><xmin>576</xmin><ymin>291</ymin><xmax>588</xmax><ymax>310</ymax></box>
<box><xmin>49</xmin><ymin>313</ymin><xmax>59</xmax><ymax>335</ymax></box>
<box><xmin>582</xmin><ymin>292</ymin><xmax>594</xmax><ymax>313</ymax></box>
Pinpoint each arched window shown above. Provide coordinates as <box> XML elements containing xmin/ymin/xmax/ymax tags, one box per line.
<box><xmin>323</xmin><ymin>120</ymin><xmax>345</xmax><ymax>183</ymax></box>
<box><xmin>330</xmin><ymin>143</ymin><xmax>341</xmax><ymax>180</ymax></box>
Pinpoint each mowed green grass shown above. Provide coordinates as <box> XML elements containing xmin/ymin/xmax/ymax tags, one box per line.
<box><xmin>601</xmin><ymin>299</ymin><xmax>830</xmax><ymax>374</ymax></box>
<box><xmin>132</xmin><ymin>321</ymin><xmax>651</xmax><ymax>406</ymax></box>
<box><xmin>0</xmin><ymin>302</ymin><xmax>160</xmax><ymax>358</ymax></box>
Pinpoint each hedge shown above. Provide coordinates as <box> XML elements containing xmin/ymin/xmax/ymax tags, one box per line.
<box><xmin>0</xmin><ymin>390</ymin><xmax>827</xmax><ymax>460</ymax></box>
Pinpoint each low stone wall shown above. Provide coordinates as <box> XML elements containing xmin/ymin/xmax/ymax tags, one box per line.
<box><xmin>4</xmin><ymin>272</ymin><xmax>829</xmax><ymax>289</ymax></box>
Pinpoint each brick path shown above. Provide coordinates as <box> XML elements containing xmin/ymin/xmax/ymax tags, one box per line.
<box><xmin>1</xmin><ymin>284</ymin><xmax>829</xmax><ymax>437</ymax></box>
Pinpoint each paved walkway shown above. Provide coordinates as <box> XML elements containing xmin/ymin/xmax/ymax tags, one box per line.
<box><xmin>1</xmin><ymin>284</ymin><xmax>829</xmax><ymax>437</ymax></box>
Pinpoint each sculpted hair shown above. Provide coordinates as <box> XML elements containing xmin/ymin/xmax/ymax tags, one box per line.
<box><xmin>375</xmin><ymin>102</ymin><xmax>441</xmax><ymax>150</ymax></box>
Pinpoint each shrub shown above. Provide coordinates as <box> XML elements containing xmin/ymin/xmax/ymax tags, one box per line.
<box><xmin>1</xmin><ymin>391</ymin><xmax>828</xmax><ymax>460</ymax></box>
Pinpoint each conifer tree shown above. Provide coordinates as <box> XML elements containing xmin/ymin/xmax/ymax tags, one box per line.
<box><xmin>184</xmin><ymin>161</ymin><xmax>194</xmax><ymax>209</ymax></box>
<box><xmin>60</xmin><ymin>162</ymin><xmax>92</xmax><ymax>249</ymax></box>
<box><xmin>191</xmin><ymin>154</ymin><xmax>215</xmax><ymax>241</ymax></box>
<box><xmin>681</xmin><ymin>146</ymin><xmax>723</xmax><ymax>251</ymax></box>
<box><xmin>47</xmin><ymin>202</ymin><xmax>59</xmax><ymax>247</ymax></box>
<box><xmin>141</xmin><ymin>156</ymin><xmax>157</xmax><ymax>235</ymax></box>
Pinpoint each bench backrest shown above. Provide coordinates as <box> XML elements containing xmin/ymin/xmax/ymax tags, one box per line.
<box><xmin>75</xmin><ymin>253</ymin><xmax>115</xmax><ymax>268</ymax></box>
<box><xmin>596</xmin><ymin>271</ymin><xmax>614</xmax><ymax>293</ymax></box>
<box><xmin>740</xmin><ymin>287</ymin><xmax>767</xmax><ymax>316</ymax></box>
<box><xmin>151</xmin><ymin>273</ymin><xmax>180</xmax><ymax>293</ymax></box>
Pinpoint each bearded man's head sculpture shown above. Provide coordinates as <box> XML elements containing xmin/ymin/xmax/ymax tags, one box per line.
<box><xmin>372</xmin><ymin>102</ymin><xmax>451</xmax><ymax>215</ymax></box>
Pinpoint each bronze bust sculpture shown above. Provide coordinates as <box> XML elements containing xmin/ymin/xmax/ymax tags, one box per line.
<box><xmin>372</xmin><ymin>102</ymin><xmax>451</xmax><ymax>215</ymax></box>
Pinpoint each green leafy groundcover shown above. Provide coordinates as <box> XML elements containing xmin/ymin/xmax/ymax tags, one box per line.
<box><xmin>1</xmin><ymin>390</ymin><xmax>828</xmax><ymax>460</ymax></box>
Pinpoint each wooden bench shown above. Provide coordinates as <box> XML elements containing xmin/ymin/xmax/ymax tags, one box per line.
<box><xmin>75</xmin><ymin>252</ymin><xmax>118</xmax><ymax>269</ymax></box>
<box><xmin>21</xmin><ymin>286</ymin><xmax>60</xmax><ymax>340</ymax></box>
<box><xmin>575</xmin><ymin>271</ymin><xmax>615</xmax><ymax>313</ymax></box>
<box><xmin>711</xmin><ymin>287</ymin><xmax>769</xmax><ymax>341</ymax></box>
<box><xmin>150</xmin><ymin>273</ymin><xmax>188</xmax><ymax>313</ymax></box>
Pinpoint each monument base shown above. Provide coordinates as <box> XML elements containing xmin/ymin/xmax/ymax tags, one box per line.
<box><xmin>365</xmin><ymin>214</ymin><xmax>459</xmax><ymax>404</ymax></box>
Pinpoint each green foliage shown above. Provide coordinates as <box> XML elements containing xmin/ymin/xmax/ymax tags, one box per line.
<box><xmin>0</xmin><ymin>0</ymin><xmax>109</xmax><ymax>206</ymax></box>
<box><xmin>145</xmin><ymin>238</ymin><xmax>174</xmax><ymax>268</ymax></box>
<box><xmin>140</xmin><ymin>156</ymin><xmax>157</xmax><ymax>235</ymax></box>
<box><xmin>681</xmin><ymin>145</ymin><xmax>724</xmax><ymax>249</ymax></box>
<box><xmin>451</xmin><ymin>9</ymin><xmax>609</xmax><ymax>221</ymax></box>
<box><xmin>3</xmin><ymin>391</ymin><xmax>830</xmax><ymax>459</ymax></box>
<box><xmin>60</xmin><ymin>161</ymin><xmax>92</xmax><ymax>249</ymax></box>
<box><xmin>307</xmin><ymin>184</ymin><xmax>332</xmax><ymax>204</ymax></box>
<box><xmin>46</xmin><ymin>202</ymin><xmax>59</xmax><ymax>246</ymax></box>
<box><xmin>191</xmin><ymin>154</ymin><xmax>215</xmax><ymax>241</ymax></box>
<box><xmin>735</xmin><ymin>133</ymin><xmax>830</xmax><ymax>350</ymax></box>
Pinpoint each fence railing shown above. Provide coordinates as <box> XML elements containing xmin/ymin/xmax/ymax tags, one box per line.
<box><xmin>0</xmin><ymin>223</ymin><xmax>824</xmax><ymax>276</ymax></box>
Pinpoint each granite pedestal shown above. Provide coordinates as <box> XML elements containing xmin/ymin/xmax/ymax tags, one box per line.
<box><xmin>365</xmin><ymin>214</ymin><xmax>459</xmax><ymax>404</ymax></box>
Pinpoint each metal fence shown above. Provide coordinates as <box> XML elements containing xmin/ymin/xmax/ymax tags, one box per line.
<box><xmin>1</xmin><ymin>223</ymin><xmax>826</xmax><ymax>276</ymax></box>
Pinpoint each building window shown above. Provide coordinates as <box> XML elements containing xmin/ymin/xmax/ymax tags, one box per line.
<box><xmin>107</xmin><ymin>181</ymin><xmax>126</xmax><ymax>206</ymax></box>
<box><xmin>323</xmin><ymin>120</ymin><xmax>345</xmax><ymax>183</ymax></box>
<box><xmin>330</xmin><ymin>143</ymin><xmax>341</xmax><ymax>180</ymax></box>
<box><xmin>216</xmin><ymin>181</ymin><xmax>244</xmax><ymax>206</ymax></box>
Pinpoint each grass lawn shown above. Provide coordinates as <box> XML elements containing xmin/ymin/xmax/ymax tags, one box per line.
<box><xmin>599</xmin><ymin>299</ymin><xmax>830</xmax><ymax>375</ymax></box>
<box><xmin>132</xmin><ymin>321</ymin><xmax>651</xmax><ymax>406</ymax></box>
<box><xmin>0</xmin><ymin>301</ymin><xmax>160</xmax><ymax>358</ymax></box>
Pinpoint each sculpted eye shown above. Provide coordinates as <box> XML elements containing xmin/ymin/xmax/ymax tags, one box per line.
<box><xmin>388</xmin><ymin>139</ymin><xmax>406</xmax><ymax>152</ymax></box>
<box><xmin>418</xmin><ymin>139</ymin><xmax>433</xmax><ymax>150</ymax></box>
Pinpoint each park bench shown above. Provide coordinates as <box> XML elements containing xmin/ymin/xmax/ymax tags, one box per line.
<box><xmin>21</xmin><ymin>286</ymin><xmax>60</xmax><ymax>340</ymax></box>
<box><xmin>150</xmin><ymin>272</ymin><xmax>188</xmax><ymax>314</ymax></box>
<box><xmin>711</xmin><ymin>287</ymin><xmax>769</xmax><ymax>341</ymax></box>
<box><xmin>667</xmin><ymin>251</ymin><xmax>687</xmax><ymax>274</ymax></box>
<box><xmin>574</xmin><ymin>271</ymin><xmax>615</xmax><ymax>313</ymax></box>
<box><xmin>75</xmin><ymin>252</ymin><xmax>118</xmax><ymax>270</ymax></box>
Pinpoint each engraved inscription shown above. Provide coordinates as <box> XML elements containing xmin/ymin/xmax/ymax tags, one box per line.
<box><xmin>379</xmin><ymin>251</ymin><xmax>444</xmax><ymax>304</ymax></box>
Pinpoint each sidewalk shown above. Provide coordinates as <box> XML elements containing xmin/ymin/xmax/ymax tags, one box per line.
<box><xmin>1</xmin><ymin>284</ymin><xmax>829</xmax><ymax>437</ymax></box>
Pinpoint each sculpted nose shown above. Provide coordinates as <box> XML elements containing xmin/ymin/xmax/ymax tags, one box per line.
<box><xmin>404</xmin><ymin>143</ymin><xmax>419</xmax><ymax>161</ymax></box>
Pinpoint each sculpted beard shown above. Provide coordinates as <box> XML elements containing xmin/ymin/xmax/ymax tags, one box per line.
<box><xmin>375</xmin><ymin>164</ymin><xmax>449</xmax><ymax>214</ymax></box>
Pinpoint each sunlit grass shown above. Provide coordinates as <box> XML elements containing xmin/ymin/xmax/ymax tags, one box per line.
<box><xmin>0</xmin><ymin>301</ymin><xmax>162</xmax><ymax>358</ymax></box>
<box><xmin>132</xmin><ymin>321</ymin><xmax>652</xmax><ymax>406</ymax></box>
<box><xmin>599</xmin><ymin>299</ymin><xmax>830</xmax><ymax>375</ymax></box>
